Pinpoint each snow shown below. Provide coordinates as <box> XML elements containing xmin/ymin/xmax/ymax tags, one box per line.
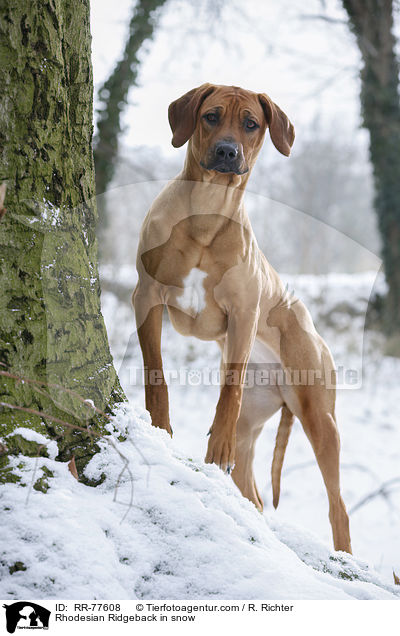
<box><xmin>83</xmin><ymin>399</ymin><xmax>96</xmax><ymax>410</ymax></box>
<box><xmin>1</xmin><ymin>272</ymin><xmax>399</xmax><ymax>600</ymax></box>
<box><xmin>0</xmin><ymin>404</ymin><xmax>398</xmax><ymax>600</ymax></box>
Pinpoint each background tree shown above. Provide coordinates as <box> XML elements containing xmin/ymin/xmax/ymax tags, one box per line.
<box><xmin>342</xmin><ymin>0</ymin><xmax>400</xmax><ymax>340</ymax></box>
<box><xmin>93</xmin><ymin>0</ymin><xmax>229</xmax><ymax>248</ymax></box>
<box><xmin>0</xmin><ymin>0</ymin><xmax>125</xmax><ymax>480</ymax></box>
<box><xmin>94</xmin><ymin>0</ymin><xmax>168</xmax><ymax>239</ymax></box>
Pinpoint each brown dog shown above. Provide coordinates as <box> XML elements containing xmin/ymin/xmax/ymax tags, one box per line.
<box><xmin>133</xmin><ymin>84</ymin><xmax>352</xmax><ymax>553</ymax></box>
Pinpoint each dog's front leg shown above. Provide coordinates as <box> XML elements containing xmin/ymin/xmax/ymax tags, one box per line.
<box><xmin>205</xmin><ymin>309</ymin><xmax>258</xmax><ymax>473</ymax></box>
<box><xmin>134</xmin><ymin>287</ymin><xmax>172</xmax><ymax>436</ymax></box>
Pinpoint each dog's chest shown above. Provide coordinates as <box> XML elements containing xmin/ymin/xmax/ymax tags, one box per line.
<box><xmin>141</xmin><ymin>213</ymin><xmax>255</xmax><ymax>339</ymax></box>
<box><xmin>166</xmin><ymin>260</ymin><xmax>230</xmax><ymax>341</ymax></box>
<box><xmin>142</xmin><ymin>214</ymin><xmax>250</xmax><ymax>288</ymax></box>
<box><xmin>177</xmin><ymin>267</ymin><xmax>208</xmax><ymax>314</ymax></box>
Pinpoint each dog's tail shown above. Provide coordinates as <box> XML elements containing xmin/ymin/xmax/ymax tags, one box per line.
<box><xmin>271</xmin><ymin>405</ymin><xmax>294</xmax><ymax>509</ymax></box>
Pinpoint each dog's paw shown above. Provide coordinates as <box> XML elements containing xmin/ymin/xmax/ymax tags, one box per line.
<box><xmin>205</xmin><ymin>431</ymin><xmax>235</xmax><ymax>473</ymax></box>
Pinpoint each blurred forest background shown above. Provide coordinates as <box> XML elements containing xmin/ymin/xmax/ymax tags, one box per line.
<box><xmin>91</xmin><ymin>0</ymin><xmax>397</xmax><ymax>282</ymax></box>
<box><xmin>89</xmin><ymin>0</ymin><xmax>400</xmax><ymax>578</ymax></box>
<box><xmin>92</xmin><ymin>0</ymin><xmax>381</xmax><ymax>268</ymax></box>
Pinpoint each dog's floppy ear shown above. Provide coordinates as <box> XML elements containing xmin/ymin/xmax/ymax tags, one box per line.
<box><xmin>258</xmin><ymin>94</ymin><xmax>295</xmax><ymax>156</ymax></box>
<box><xmin>168</xmin><ymin>83</ymin><xmax>215</xmax><ymax>148</ymax></box>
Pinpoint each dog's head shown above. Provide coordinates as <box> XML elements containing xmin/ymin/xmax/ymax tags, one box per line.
<box><xmin>168</xmin><ymin>83</ymin><xmax>295</xmax><ymax>175</ymax></box>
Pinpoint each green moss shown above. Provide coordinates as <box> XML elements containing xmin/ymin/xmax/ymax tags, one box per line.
<box><xmin>338</xmin><ymin>571</ymin><xmax>359</xmax><ymax>581</ymax></box>
<box><xmin>0</xmin><ymin>455</ymin><xmax>21</xmax><ymax>485</ymax></box>
<box><xmin>33</xmin><ymin>465</ymin><xmax>53</xmax><ymax>493</ymax></box>
<box><xmin>6</xmin><ymin>433</ymin><xmax>49</xmax><ymax>458</ymax></box>
<box><xmin>81</xmin><ymin>469</ymin><xmax>106</xmax><ymax>488</ymax></box>
<box><xmin>9</xmin><ymin>561</ymin><xmax>27</xmax><ymax>575</ymax></box>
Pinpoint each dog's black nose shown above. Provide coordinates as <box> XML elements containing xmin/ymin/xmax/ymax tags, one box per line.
<box><xmin>215</xmin><ymin>142</ymin><xmax>239</xmax><ymax>161</ymax></box>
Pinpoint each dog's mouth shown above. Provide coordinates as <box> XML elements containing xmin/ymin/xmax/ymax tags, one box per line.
<box><xmin>200</xmin><ymin>160</ymin><xmax>249</xmax><ymax>175</ymax></box>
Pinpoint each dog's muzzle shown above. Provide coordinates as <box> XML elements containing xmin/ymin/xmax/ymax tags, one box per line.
<box><xmin>201</xmin><ymin>141</ymin><xmax>248</xmax><ymax>175</ymax></box>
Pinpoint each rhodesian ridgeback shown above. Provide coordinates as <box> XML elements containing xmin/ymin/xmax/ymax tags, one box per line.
<box><xmin>133</xmin><ymin>83</ymin><xmax>352</xmax><ymax>553</ymax></box>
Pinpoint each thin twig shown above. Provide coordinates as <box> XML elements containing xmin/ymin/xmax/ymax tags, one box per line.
<box><xmin>0</xmin><ymin>365</ymin><xmax>110</xmax><ymax>420</ymax></box>
<box><xmin>1</xmin><ymin>365</ymin><xmax>151</xmax><ymax>520</ymax></box>
<box><xmin>349</xmin><ymin>477</ymin><xmax>400</xmax><ymax>515</ymax></box>
<box><xmin>26</xmin><ymin>456</ymin><xmax>41</xmax><ymax>506</ymax></box>
<box><xmin>0</xmin><ymin>402</ymin><xmax>86</xmax><ymax>429</ymax></box>
<box><xmin>113</xmin><ymin>453</ymin><xmax>135</xmax><ymax>524</ymax></box>
<box><xmin>1</xmin><ymin>400</ymin><xmax>137</xmax><ymax>521</ymax></box>
<box><xmin>298</xmin><ymin>13</ymin><xmax>347</xmax><ymax>25</ymax></box>
<box><xmin>128</xmin><ymin>438</ymin><xmax>151</xmax><ymax>489</ymax></box>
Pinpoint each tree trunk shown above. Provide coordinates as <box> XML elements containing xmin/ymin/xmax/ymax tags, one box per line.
<box><xmin>0</xmin><ymin>0</ymin><xmax>125</xmax><ymax>480</ymax></box>
<box><xmin>342</xmin><ymin>0</ymin><xmax>400</xmax><ymax>337</ymax></box>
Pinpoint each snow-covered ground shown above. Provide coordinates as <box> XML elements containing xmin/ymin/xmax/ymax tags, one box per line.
<box><xmin>1</xmin><ymin>271</ymin><xmax>399</xmax><ymax>600</ymax></box>
<box><xmin>0</xmin><ymin>405</ymin><xmax>398</xmax><ymax>600</ymax></box>
<box><xmin>101</xmin><ymin>268</ymin><xmax>400</xmax><ymax>587</ymax></box>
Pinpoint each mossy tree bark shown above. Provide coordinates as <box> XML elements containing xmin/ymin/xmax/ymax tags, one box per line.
<box><xmin>0</xmin><ymin>0</ymin><xmax>125</xmax><ymax>479</ymax></box>
<box><xmin>343</xmin><ymin>0</ymin><xmax>400</xmax><ymax>338</ymax></box>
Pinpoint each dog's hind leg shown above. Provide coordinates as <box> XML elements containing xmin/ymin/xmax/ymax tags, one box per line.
<box><xmin>231</xmin><ymin>414</ymin><xmax>265</xmax><ymax>510</ymax></box>
<box><xmin>231</xmin><ymin>379</ymin><xmax>283</xmax><ymax>511</ymax></box>
<box><xmin>297</xmin><ymin>403</ymin><xmax>352</xmax><ymax>554</ymax></box>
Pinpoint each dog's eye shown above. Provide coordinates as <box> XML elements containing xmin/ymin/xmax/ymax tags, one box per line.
<box><xmin>204</xmin><ymin>113</ymin><xmax>218</xmax><ymax>124</ymax></box>
<box><xmin>245</xmin><ymin>119</ymin><xmax>258</xmax><ymax>131</ymax></box>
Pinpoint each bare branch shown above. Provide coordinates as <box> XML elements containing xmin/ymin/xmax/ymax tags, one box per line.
<box><xmin>0</xmin><ymin>364</ymin><xmax>110</xmax><ymax>420</ymax></box>
<box><xmin>298</xmin><ymin>13</ymin><xmax>347</xmax><ymax>25</ymax></box>
<box><xmin>1</xmin><ymin>365</ymin><xmax>148</xmax><ymax>460</ymax></box>
<box><xmin>1</xmin><ymin>399</ymin><xmax>138</xmax><ymax>520</ymax></box>
<box><xmin>1</xmin><ymin>361</ymin><xmax>153</xmax><ymax>524</ymax></box>
<box><xmin>0</xmin><ymin>402</ymin><xmax>86</xmax><ymax>430</ymax></box>
<box><xmin>349</xmin><ymin>477</ymin><xmax>400</xmax><ymax>515</ymax></box>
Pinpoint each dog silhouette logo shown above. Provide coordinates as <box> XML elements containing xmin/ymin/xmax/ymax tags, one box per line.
<box><xmin>3</xmin><ymin>602</ymin><xmax>51</xmax><ymax>633</ymax></box>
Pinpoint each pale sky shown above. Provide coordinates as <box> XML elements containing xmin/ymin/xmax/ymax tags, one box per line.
<box><xmin>90</xmin><ymin>0</ymin><xmax>365</xmax><ymax>154</ymax></box>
